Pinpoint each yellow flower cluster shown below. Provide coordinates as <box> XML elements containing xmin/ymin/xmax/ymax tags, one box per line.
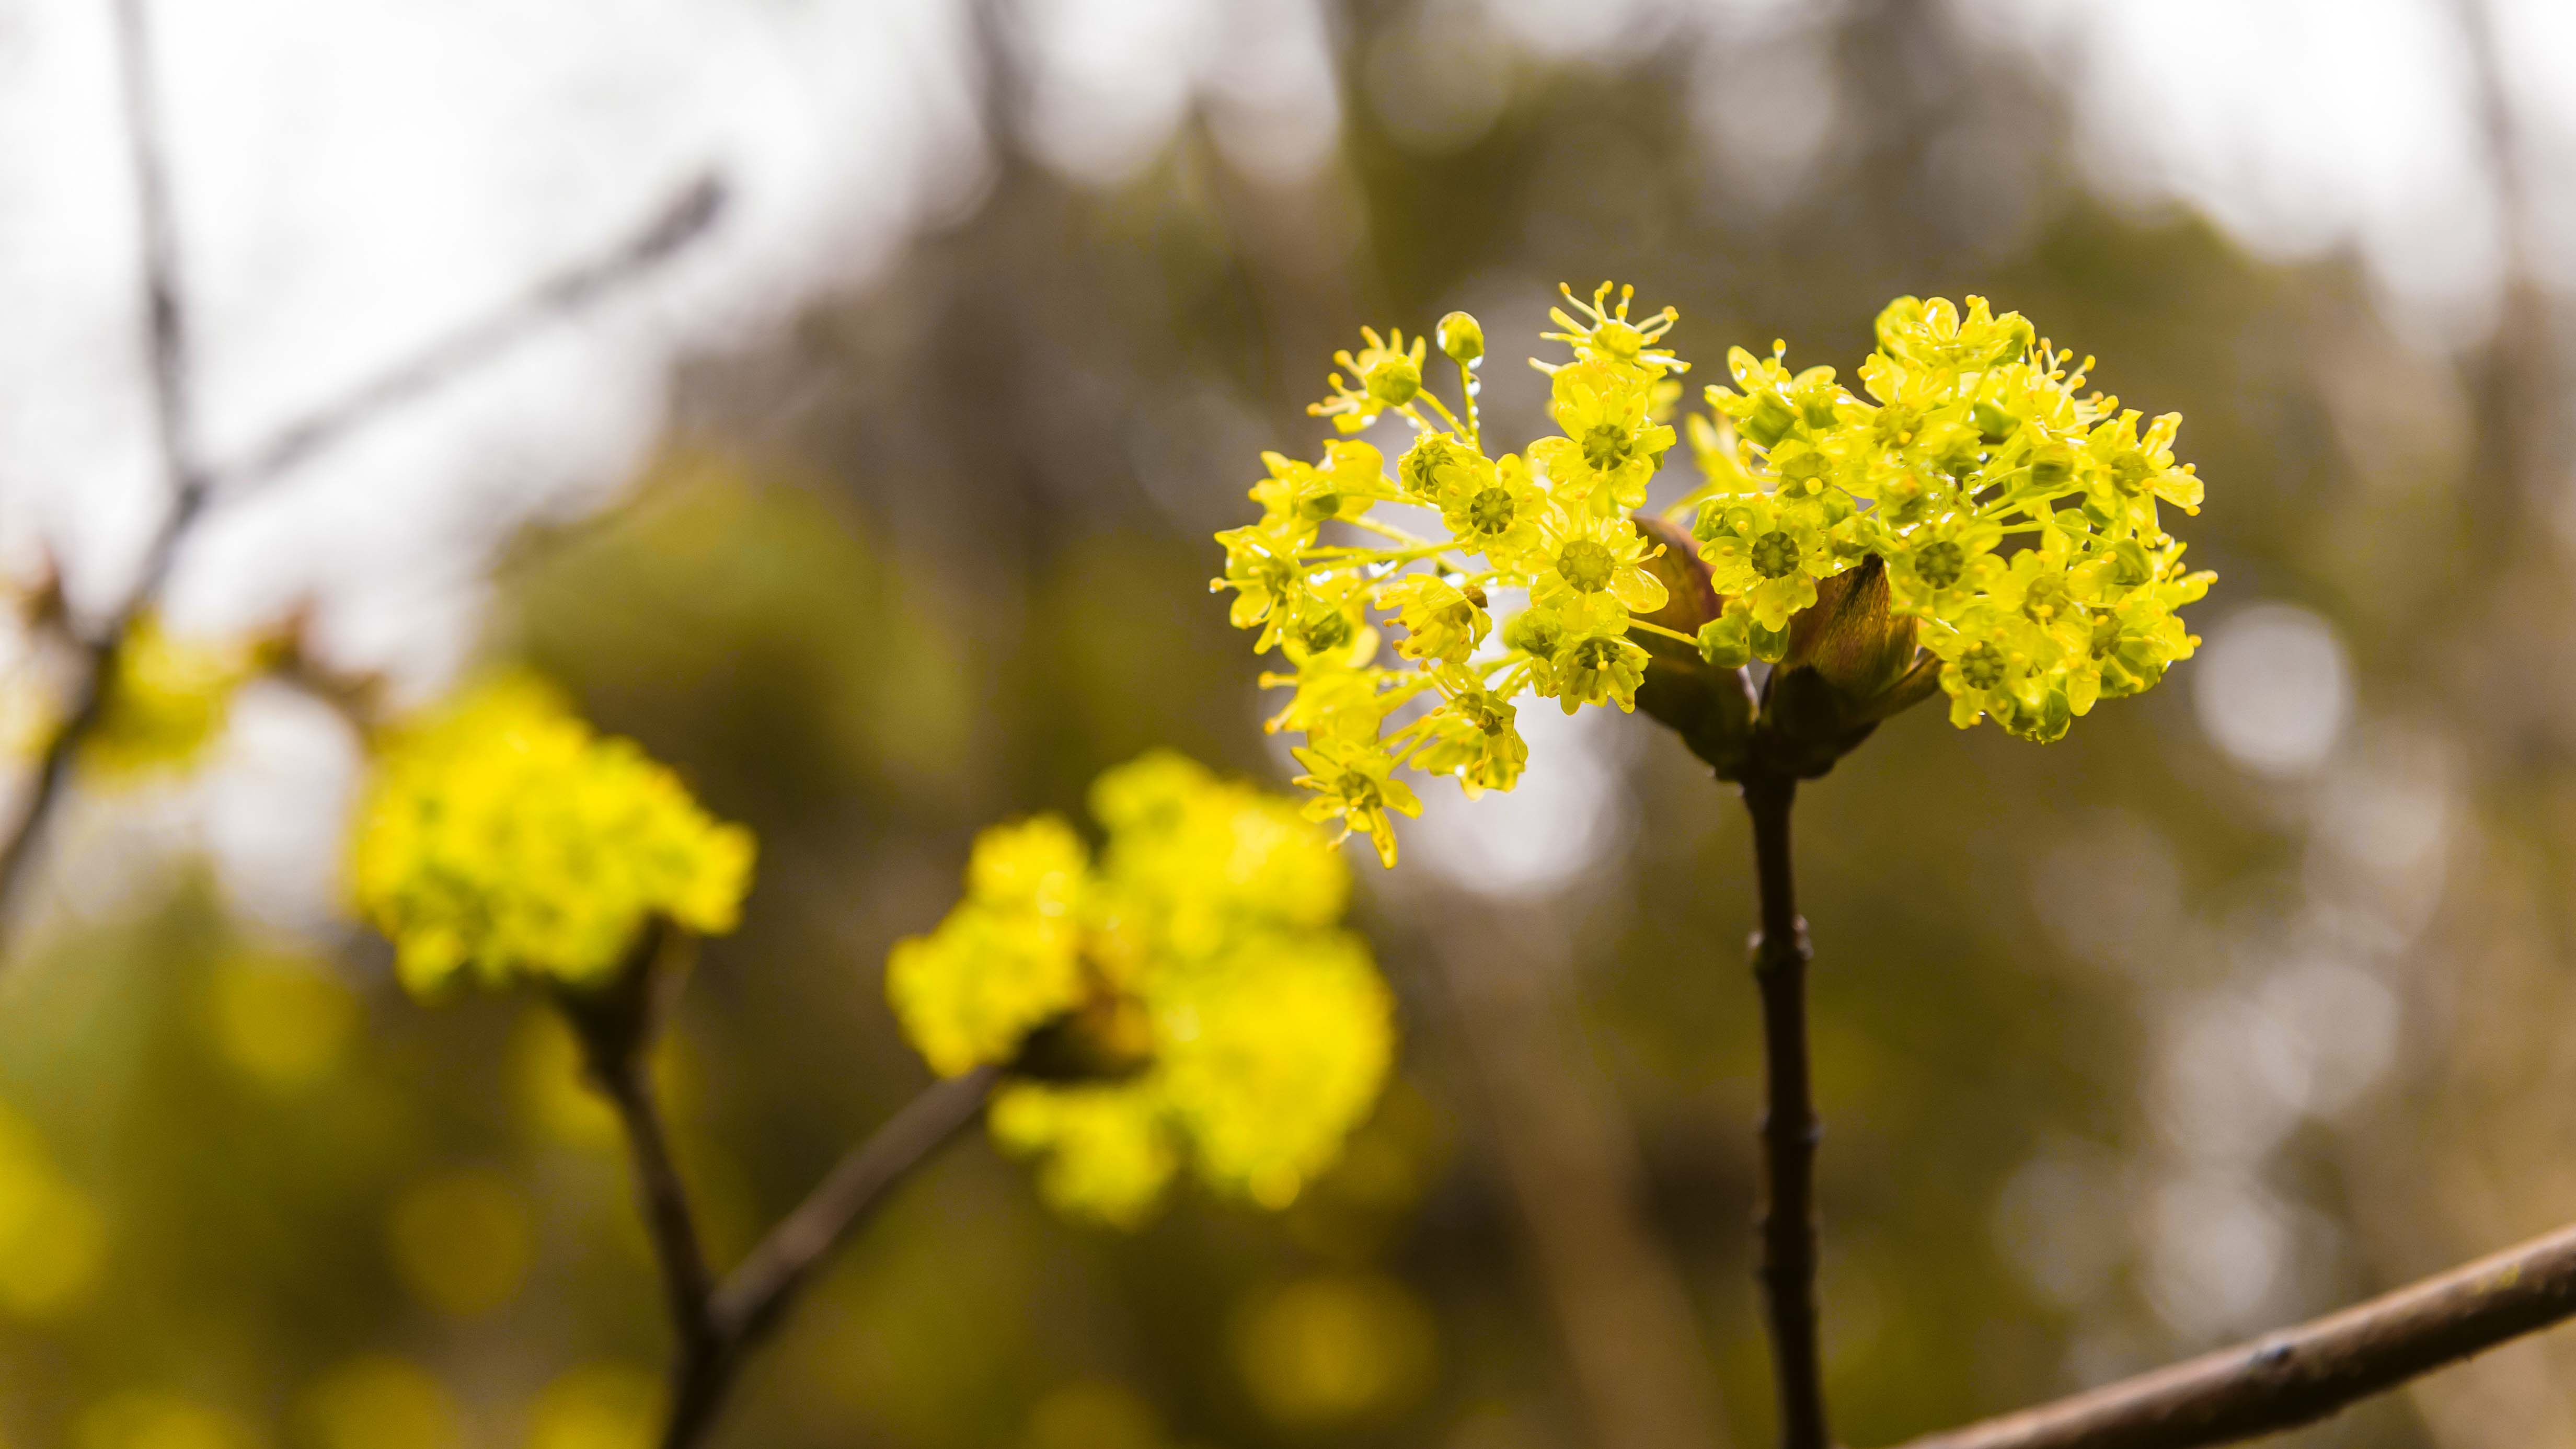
<box><xmin>1214</xmin><ymin>287</ymin><xmax>1688</xmax><ymax>864</ymax></box>
<box><xmin>1215</xmin><ymin>286</ymin><xmax>2213</xmax><ymax>858</ymax></box>
<box><xmin>1696</xmin><ymin>295</ymin><xmax>2211</xmax><ymax>742</ymax></box>
<box><xmin>82</xmin><ymin>614</ymin><xmax>260</xmax><ymax>777</ymax></box>
<box><xmin>348</xmin><ymin>676</ymin><xmax>755</xmax><ymax>999</ymax></box>
<box><xmin>887</xmin><ymin>751</ymin><xmax>1393</xmax><ymax>1226</ymax></box>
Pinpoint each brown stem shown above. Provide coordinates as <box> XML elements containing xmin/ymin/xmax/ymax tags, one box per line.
<box><xmin>1742</xmin><ymin>771</ymin><xmax>1828</xmax><ymax>1449</ymax></box>
<box><xmin>560</xmin><ymin>932</ymin><xmax>995</xmax><ymax>1449</ymax></box>
<box><xmin>214</xmin><ymin>172</ymin><xmax>726</xmax><ymax>498</ymax></box>
<box><xmin>0</xmin><ymin>0</ymin><xmax>211</xmax><ymax>935</ymax></box>
<box><xmin>561</xmin><ymin>942</ymin><xmax>721</xmax><ymax>1375</ymax></box>
<box><xmin>1888</xmin><ymin>1220</ymin><xmax>2576</xmax><ymax>1449</ymax></box>
<box><xmin>651</xmin><ymin>1065</ymin><xmax>998</xmax><ymax>1446</ymax></box>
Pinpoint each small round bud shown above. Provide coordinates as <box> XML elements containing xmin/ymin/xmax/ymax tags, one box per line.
<box><xmin>1437</xmin><ymin>312</ymin><xmax>1485</xmax><ymax>365</ymax></box>
<box><xmin>1363</xmin><ymin>353</ymin><xmax>1421</xmax><ymax>408</ymax></box>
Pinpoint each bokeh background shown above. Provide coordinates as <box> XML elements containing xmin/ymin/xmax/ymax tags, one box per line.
<box><xmin>5</xmin><ymin>0</ymin><xmax>2576</xmax><ymax>1445</ymax></box>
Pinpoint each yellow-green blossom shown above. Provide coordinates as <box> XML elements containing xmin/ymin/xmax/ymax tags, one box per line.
<box><xmin>1210</xmin><ymin>284</ymin><xmax>1689</xmax><ymax>863</ymax></box>
<box><xmin>1698</xmin><ymin>294</ymin><xmax>2211</xmax><ymax>741</ymax></box>
<box><xmin>348</xmin><ymin>675</ymin><xmax>755</xmax><ymax>999</ymax></box>
<box><xmin>82</xmin><ymin>614</ymin><xmax>261</xmax><ymax>777</ymax></box>
<box><xmin>889</xmin><ymin>752</ymin><xmax>1392</xmax><ymax>1225</ymax></box>
<box><xmin>1215</xmin><ymin>285</ymin><xmax>2213</xmax><ymax>855</ymax></box>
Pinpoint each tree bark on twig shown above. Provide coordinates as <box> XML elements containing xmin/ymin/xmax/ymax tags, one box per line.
<box><xmin>563</xmin><ymin>935</ymin><xmax>994</xmax><ymax>1449</ymax></box>
<box><xmin>1888</xmin><ymin>1220</ymin><xmax>2576</xmax><ymax>1449</ymax></box>
<box><xmin>1741</xmin><ymin>772</ymin><xmax>1828</xmax><ymax>1449</ymax></box>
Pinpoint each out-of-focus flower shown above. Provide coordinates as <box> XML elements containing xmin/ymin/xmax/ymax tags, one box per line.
<box><xmin>889</xmin><ymin>751</ymin><xmax>1393</xmax><ymax>1226</ymax></box>
<box><xmin>75</xmin><ymin>1393</ymin><xmax>259</xmax><ymax>1449</ymax></box>
<box><xmin>80</xmin><ymin>614</ymin><xmax>262</xmax><ymax>778</ymax></box>
<box><xmin>202</xmin><ymin>951</ymin><xmax>360</xmax><ymax>1092</ymax></box>
<box><xmin>525</xmin><ymin>1364</ymin><xmax>662</xmax><ymax>1449</ymax></box>
<box><xmin>296</xmin><ymin>1356</ymin><xmax>465</xmax><ymax>1449</ymax></box>
<box><xmin>386</xmin><ymin>1167</ymin><xmax>531</xmax><ymax>1318</ymax></box>
<box><xmin>1230</xmin><ymin>1273</ymin><xmax>1437</xmax><ymax>1427</ymax></box>
<box><xmin>348</xmin><ymin>675</ymin><xmax>755</xmax><ymax>999</ymax></box>
<box><xmin>1021</xmin><ymin>1381</ymin><xmax>1165</xmax><ymax>1449</ymax></box>
<box><xmin>0</xmin><ymin>1098</ymin><xmax>105</xmax><ymax>1319</ymax></box>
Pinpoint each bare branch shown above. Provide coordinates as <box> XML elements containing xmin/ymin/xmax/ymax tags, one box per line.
<box><xmin>712</xmin><ymin>1065</ymin><xmax>997</xmax><ymax>1346</ymax></box>
<box><xmin>215</xmin><ymin>173</ymin><xmax>727</xmax><ymax>498</ymax></box>
<box><xmin>560</xmin><ymin>936</ymin><xmax>721</xmax><ymax>1367</ymax></box>
<box><xmin>652</xmin><ymin>1066</ymin><xmax>996</xmax><ymax>1446</ymax></box>
<box><xmin>1743</xmin><ymin>772</ymin><xmax>1830</xmax><ymax>1449</ymax></box>
<box><xmin>1890</xmin><ymin>1221</ymin><xmax>2576</xmax><ymax>1449</ymax></box>
<box><xmin>0</xmin><ymin>0</ymin><xmax>208</xmax><ymax>935</ymax></box>
<box><xmin>0</xmin><ymin>157</ymin><xmax>726</xmax><ymax>941</ymax></box>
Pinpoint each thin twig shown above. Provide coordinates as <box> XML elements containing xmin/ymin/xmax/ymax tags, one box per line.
<box><xmin>1889</xmin><ymin>1220</ymin><xmax>2576</xmax><ymax>1449</ymax></box>
<box><xmin>0</xmin><ymin>159</ymin><xmax>727</xmax><ymax>941</ymax></box>
<box><xmin>214</xmin><ymin>173</ymin><xmax>727</xmax><ymax>498</ymax></box>
<box><xmin>654</xmin><ymin>1065</ymin><xmax>997</xmax><ymax>1446</ymax></box>
<box><xmin>1742</xmin><ymin>771</ymin><xmax>1828</xmax><ymax>1449</ymax></box>
<box><xmin>561</xmin><ymin>937</ymin><xmax>721</xmax><ymax>1373</ymax></box>
<box><xmin>0</xmin><ymin>0</ymin><xmax>210</xmax><ymax>932</ymax></box>
<box><xmin>560</xmin><ymin>929</ymin><xmax>994</xmax><ymax>1449</ymax></box>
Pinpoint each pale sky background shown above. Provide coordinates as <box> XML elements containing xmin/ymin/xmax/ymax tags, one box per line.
<box><xmin>0</xmin><ymin>0</ymin><xmax>2568</xmax><ymax>929</ymax></box>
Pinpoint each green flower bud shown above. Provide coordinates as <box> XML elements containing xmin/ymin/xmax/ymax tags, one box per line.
<box><xmin>1743</xmin><ymin>392</ymin><xmax>1797</xmax><ymax>449</ymax></box>
<box><xmin>1437</xmin><ymin>311</ymin><xmax>1485</xmax><ymax>365</ymax></box>
<box><xmin>1697</xmin><ymin>615</ymin><xmax>1753</xmax><ymax>670</ymax></box>
<box><xmin>1972</xmin><ymin>399</ymin><xmax>2020</xmax><ymax>444</ymax></box>
<box><xmin>1363</xmin><ymin>353</ymin><xmax>1421</xmax><ymax>408</ymax></box>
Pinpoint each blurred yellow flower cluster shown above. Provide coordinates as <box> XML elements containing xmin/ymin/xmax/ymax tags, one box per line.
<box><xmin>1215</xmin><ymin>285</ymin><xmax>2215</xmax><ymax>858</ymax></box>
<box><xmin>888</xmin><ymin>751</ymin><xmax>1393</xmax><ymax>1226</ymax></box>
<box><xmin>348</xmin><ymin>676</ymin><xmax>755</xmax><ymax>999</ymax></box>
<box><xmin>80</xmin><ymin>614</ymin><xmax>260</xmax><ymax>777</ymax></box>
<box><xmin>1696</xmin><ymin>295</ymin><xmax>2212</xmax><ymax>742</ymax></box>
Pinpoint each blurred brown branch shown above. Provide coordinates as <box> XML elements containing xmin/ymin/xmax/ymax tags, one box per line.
<box><xmin>0</xmin><ymin>0</ymin><xmax>208</xmax><ymax>945</ymax></box>
<box><xmin>1742</xmin><ymin>773</ymin><xmax>1829</xmax><ymax>1449</ymax></box>
<box><xmin>1890</xmin><ymin>1220</ymin><xmax>2576</xmax><ymax>1449</ymax></box>
<box><xmin>0</xmin><ymin>8</ymin><xmax>724</xmax><ymax>947</ymax></box>
<box><xmin>213</xmin><ymin>172</ymin><xmax>726</xmax><ymax>499</ymax></box>
<box><xmin>670</xmin><ymin>1064</ymin><xmax>996</xmax><ymax>1445</ymax></box>
<box><xmin>565</xmin><ymin>932</ymin><xmax>994</xmax><ymax>1449</ymax></box>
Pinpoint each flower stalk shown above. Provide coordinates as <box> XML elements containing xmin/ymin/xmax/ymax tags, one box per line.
<box><xmin>1742</xmin><ymin>773</ymin><xmax>1828</xmax><ymax>1449</ymax></box>
<box><xmin>559</xmin><ymin>927</ymin><xmax>995</xmax><ymax>1449</ymax></box>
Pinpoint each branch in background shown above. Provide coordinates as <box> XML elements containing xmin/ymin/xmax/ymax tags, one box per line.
<box><xmin>1741</xmin><ymin>772</ymin><xmax>1830</xmax><ymax>1449</ymax></box>
<box><xmin>1417</xmin><ymin>899</ymin><xmax>1734</xmax><ymax>1449</ymax></box>
<box><xmin>712</xmin><ymin>1064</ymin><xmax>997</xmax><ymax>1346</ymax></box>
<box><xmin>0</xmin><ymin>158</ymin><xmax>728</xmax><ymax>940</ymax></box>
<box><xmin>0</xmin><ymin>0</ymin><xmax>210</xmax><ymax>933</ymax></box>
<box><xmin>214</xmin><ymin>172</ymin><xmax>727</xmax><ymax>498</ymax></box>
<box><xmin>564</xmin><ymin>963</ymin><xmax>723</xmax><ymax>1372</ymax></box>
<box><xmin>565</xmin><ymin>933</ymin><xmax>993</xmax><ymax>1449</ymax></box>
<box><xmin>657</xmin><ymin>1065</ymin><xmax>998</xmax><ymax>1445</ymax></box>
<box><xmin>1891</xmin><ymin>1221</ymin><xmax>2576</xmax><ymax>1449</ymax></box>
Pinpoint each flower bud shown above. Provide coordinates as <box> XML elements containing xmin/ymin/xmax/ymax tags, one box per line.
<box><xmin>1437</xmin><ymin>311</ymin><xmax>1485</xmax><ymax>366</ymax></box>
<box><xmin>1624</xmin><ymin>513</ymin><xmax>1755</xmax><ymax>777</ymax></box>
<box><xmin>1780</xmin><ymin>555</ymin><xmax>1916</xmax><ymax>701</ymax></box>
<box><xmin>1755</xmin><ymin>555</ymin><xmax>1944</xmax><ymax>777</ymax></box>
<box><xmin>1363</xmin><ymin>353</ymin><xmax>1421</xmax><ymax>408</ymax></box>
